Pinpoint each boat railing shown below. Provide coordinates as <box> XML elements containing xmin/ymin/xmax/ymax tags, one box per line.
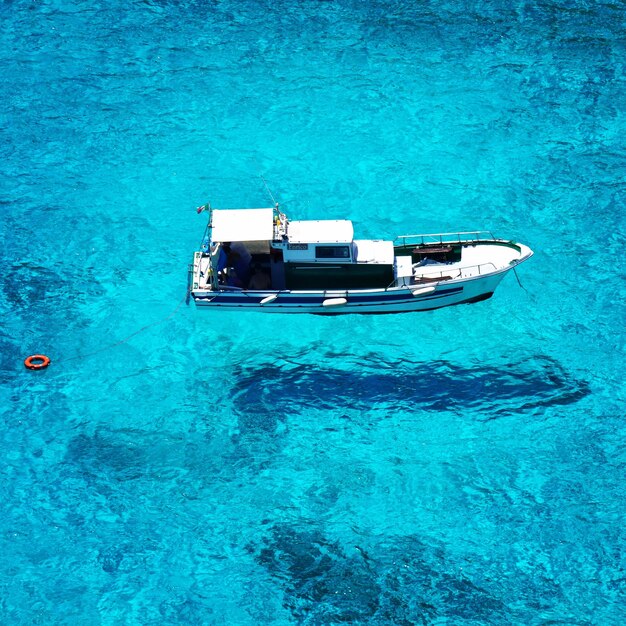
<box><xmin>413</xmin><ymin>261</ymin><xmax>499</xmax><ymax>281</ymax></box>
<box><xmin>395</xmin><ymin>230</ymin><xmax>496</xmax><ymax>247</ymax></box>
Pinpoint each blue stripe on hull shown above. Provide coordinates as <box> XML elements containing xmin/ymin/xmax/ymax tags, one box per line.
<box><xmin>194</xmin><ymin>286</ymin><xmax>464</xmax><ymax>307</ymax></box>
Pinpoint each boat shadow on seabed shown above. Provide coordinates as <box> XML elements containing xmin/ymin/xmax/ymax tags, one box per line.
<box><xmin>229</xmin><ymin>354</ymin><xmax>590</xmax><ymax>429</ymax></box>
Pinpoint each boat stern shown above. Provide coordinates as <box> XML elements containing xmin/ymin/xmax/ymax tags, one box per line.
<box><xmin>190</xmin><ymin>250</ymin><xmax>214</xmax><ymax>296</ymax></box>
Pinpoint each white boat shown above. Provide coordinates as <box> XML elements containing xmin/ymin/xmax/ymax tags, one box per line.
<box><xmin>189</xmin><ymin>204</ymin><xmax>532</xmax><ymax>314</ymax></box>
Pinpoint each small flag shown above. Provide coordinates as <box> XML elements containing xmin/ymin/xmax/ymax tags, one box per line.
<box><xmin>196</xmin><ymin>203</ymin><xmax>207</xmax><ymax>214</ymax></box>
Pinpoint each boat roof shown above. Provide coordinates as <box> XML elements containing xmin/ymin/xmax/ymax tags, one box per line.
<box><xmin>353</xmin><ymin>239</ymin><xmax>394</xmax><ymax>265</ymax></box>
<box><xmin>211</xmin><ymin>208</ymin><xmax>274</xmax><ymax>242</ymax></box>
<box><xmin>287</xmin><ymin>220</ymin><xmax>354</xmax><ymax>244</ymax></box>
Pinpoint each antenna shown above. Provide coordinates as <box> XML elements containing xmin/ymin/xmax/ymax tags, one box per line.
<box><xmin>260</xmin><ymin>175</ymin><xmax>277</xmax><ymax>206</ymax></box>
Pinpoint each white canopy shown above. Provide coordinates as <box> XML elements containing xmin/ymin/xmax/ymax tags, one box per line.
<box><xmin>211</xmin><ymin>208</ymin><xmax>274</xmax><ymax>242</ymax></box>
<box><xmin>353</xmin><ymin>239</ymin><xmax>394</xmax><ymax>264</ymax></box>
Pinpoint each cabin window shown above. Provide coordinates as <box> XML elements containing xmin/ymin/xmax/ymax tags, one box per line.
<box><xmin>315</xmin><ymin>245</ymin><xmax>351</xmax><ymax>260</ymax></box>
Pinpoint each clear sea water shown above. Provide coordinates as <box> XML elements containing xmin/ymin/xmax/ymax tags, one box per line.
<box><xmin>1</xmin><ymin>1</ymin><xmax>625</xmax><ymax>624</ymax></box>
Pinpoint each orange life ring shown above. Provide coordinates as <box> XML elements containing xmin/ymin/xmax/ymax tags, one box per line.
<box><xmin>24</xmin><ymin>354</ymin><xmax>51</xmax><ymax>370</ymax></box>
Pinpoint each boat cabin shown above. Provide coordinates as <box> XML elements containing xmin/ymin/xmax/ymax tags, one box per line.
<box><xmin>207</xmin><ymin>207</ymin><xmax>394</xmax><ymax>290</ymax></box>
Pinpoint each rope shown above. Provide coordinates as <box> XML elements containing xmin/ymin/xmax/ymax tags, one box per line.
<box><xmin>260</xmin><ymin>175</ymin><xmax>277</xmax><ymax>206</ymax></box>
<box><xmin>58</xmin><ymin>289</ymin><xmax>190</xmax><ymax>364</ymax></box>
<box><xmin>513</xmin><ymin>267</ymin><xmax>528</xmax><ymax>293</ymax></box>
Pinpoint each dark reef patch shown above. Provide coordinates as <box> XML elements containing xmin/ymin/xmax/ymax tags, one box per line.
<box><xmin>250</xmin><ymin>523</ymin><xmax>511</xmax><ymax>624</ymax></box>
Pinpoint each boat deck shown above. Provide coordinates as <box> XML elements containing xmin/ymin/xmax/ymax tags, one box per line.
<box><xmin>194</xmin><ymin>239</ymin><xmax>525</xmax><ymax>293</ymax></box>
<box><xmin>411</xmin><ymin>241</ymin><xmax>521</xmax><ymax>282</ymax></box>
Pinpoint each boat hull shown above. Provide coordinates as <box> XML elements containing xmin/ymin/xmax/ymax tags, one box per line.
<box><xmin>192</xmin><ymin>268</ymin><xmax>511</xmax><ymax>314</ymax></box>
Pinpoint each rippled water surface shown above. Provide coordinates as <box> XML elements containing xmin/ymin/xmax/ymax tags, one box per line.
<box><xmin>2</xmin><ymin>1</ymin><xmax>625</xmax><ymax>623</ymax></box>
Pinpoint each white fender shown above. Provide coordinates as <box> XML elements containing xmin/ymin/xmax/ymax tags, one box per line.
<box><xmin>260</xmin><ymin>294</ymin><xmax>279</xmax><ymax>305</ymax></box>
<box><xmin>322</xmin><ymin>297</ymin><xmax>348</xmax><ymax>307</ymax></box>
<box><xmin>410</xmin><ymin>286</ymin><xmax>436</xmax><ymax>297</ymax></box>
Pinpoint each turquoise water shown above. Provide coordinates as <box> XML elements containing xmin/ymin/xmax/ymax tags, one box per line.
<box><xmin>2</xmin><ymin>0</ymin><xmax>625</xmax><ymax>623</ymax></box>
